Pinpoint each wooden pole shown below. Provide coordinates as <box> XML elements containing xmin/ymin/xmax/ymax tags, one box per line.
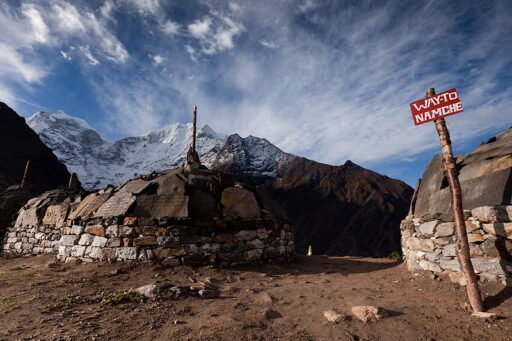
<box><xmin>20</xmin><ymin>160</ymin><xmax>30</xmax><ymax>189</ymax></box>
<box><xmin>192</xmin><ymin>105</ymin><xmax>197</xmax><ymax>152</ymax></box>
<box><xmin>428</xmin><ymin>88</ymin><xmax>484</xmax><ymax>312</ymax></box>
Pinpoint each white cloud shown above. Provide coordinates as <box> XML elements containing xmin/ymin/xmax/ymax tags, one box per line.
<box><xmin>52</xmin><ymin>2</ymin><xmax>87</xmax><ymax>34</ymax></box>
<box><xmin>60</xmin><ymin>50</ymin><xmax>72</xmax><ymax>61</ymax></box>
<box><xmin>79</xmin><ymin>46</ymin><xmax>100</xmax><ymax>65</ymax></box>
<box><xmin>0</xmin><ymin>43</ymin><xmax>46</xmax><ymax>83</ymax></box>
<box><xmin>259</xmin><ymin>39</ymin><xmax>277</xmax><ymax>49</ymax></box>
<box><xmin>22</xmin><ymin>4</ymin><xmax>49</xmax><ymax>44</ymax></box>
<box><xmin>124</xmin><ymin>0</ymin><xmax>160</xmax><ymax>15</ymax></box>
<box><xmin>189</xmin><ymin>17</ymin><xmax>212</xmax><ymax>38</ymax></box>
<box><xmin>187</xmin><ymin>14</ymin><xmax>243</xmax><ymax>56</ymax></box>
<box><xmin>152</xmin><ymin>54</ymin><xmax>165</xmax><ymax>65</ymax></box>
<box><xmin>161</xmin><ymin>20</ymin><xmax>179</xmax><ymax>35</ymax></box>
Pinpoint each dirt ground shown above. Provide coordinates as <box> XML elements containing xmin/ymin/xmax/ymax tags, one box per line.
<box><xmin>0</xmin><ymin>255</ymin><xmax>511</xmax><ymax>341</ymax></box>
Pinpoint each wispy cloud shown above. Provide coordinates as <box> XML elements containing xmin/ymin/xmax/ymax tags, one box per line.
<box><xmin>1</xmin><ymin>0</ymin><xmax>511</xmax><ymax>176</ymax></box>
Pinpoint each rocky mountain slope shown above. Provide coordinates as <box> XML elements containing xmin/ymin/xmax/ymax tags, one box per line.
<box><xmin>26</xmin><ymin>110</ymin><xmax>413</xmax><ymax>256</ymax></box>
<box><xmin>267</xmin><ymin>158</ymin><xmax>413</xmax><ymax>256</ymax></box>
<box><xmin>0</xmin><ymin>103</ymin><xmax>71</xmax><ymax>230</ymax></box>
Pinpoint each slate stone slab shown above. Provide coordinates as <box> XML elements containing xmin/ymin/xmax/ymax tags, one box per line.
<box><xmin>119</xmin><ymin>179</ymin><xmax>152</xmax><ymax>195</ymax></box>
<box><xmin>222</xmin><ymin>187</ymin><xmax>261</xmax><ymax>220</ymax></box>
<box><xmin>94</xmin><ymin>191</ymin><xmax>136</xmax><ymax>218</ymax></box>
<box><xmin>152</xmin><ymin>174</ymin><xmax>186</xmax><ymax>195</ymax></box>
<box><xmin>42</xmin><ymin>204</ymin><xmax>69</xmax><ymax>227</ymax></box>
<box><xmin>68</xmin><ymin>192</ymin><xmax>112</xmax><ymax>220</ymax></box>
<box><xmin>14</xmin><ymin>207</ymin><xmax>40</xmax><ymax>227</ymax></box>
<box><xmin>132</xmin><ymin>194</ymin><xmax>189</xmax><ymax>218</ymax></box>
<box><xmin>189</xmin><ymin>190</ymin><xmax>219</xmax><ymax>225</ymax></box>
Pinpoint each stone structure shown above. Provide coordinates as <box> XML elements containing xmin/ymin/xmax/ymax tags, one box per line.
<box><xmin>403</xmin><ymin>127</ymin><xmax>512</xmax><ymax>285</ymax></box>
<box><xmin>401</xmin><ymin>205</ymin><xmax>512</xmax><ymax>285</ymax></box>
<box><xmin>2</xmin><ymin>168</ymin><xmax>295</xmax><ymax>266</ymax></box>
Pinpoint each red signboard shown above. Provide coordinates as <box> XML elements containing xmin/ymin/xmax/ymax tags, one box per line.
<box><xmin>410</xmin><ymin>88</ymin><xmax>464</xmax><ymax>125</ymax></box>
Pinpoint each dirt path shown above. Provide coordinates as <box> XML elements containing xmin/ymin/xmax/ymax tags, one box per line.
<box><xmin>0</xmin><ymin>255</ymin><xmax>510</xmax><ymax>340</ymax></box>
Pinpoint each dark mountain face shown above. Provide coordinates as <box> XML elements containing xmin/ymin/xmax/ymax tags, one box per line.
<box><xmin>267</xmin><ymin>158</ymin><xmax>413</xmax><ymax>257</ymax></box>
<box><xmin>0</xmin><ymin>102</ymin><xmax>72</xmax><ymax>229</ymax></box>
<box><xmin>0</xmin><ymin>102</ymin><xmax>71</xmax><ymax>192</ymax></box>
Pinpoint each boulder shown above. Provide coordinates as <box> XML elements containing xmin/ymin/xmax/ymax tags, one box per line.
<box><xmin>351</xmin><ymin>306</ymin><xmax>383</xmax><ymax>323</ymax></box>
<box><xmin>221</xmin><ymin>187</ymin><xmax>261</xmax><ymax>219</ymax></box>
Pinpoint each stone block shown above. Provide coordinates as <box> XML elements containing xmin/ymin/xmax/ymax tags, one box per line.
<box><xmin>162</xmin><ymin>257</ymin><xmax>180</xmax><ymax>267</ymax></box>
<box><xmin>467</xmin><ymin>233</ymin><xmax>485</xmax><ymax>243</ymax></box>
<box><xmin>465</xmin><ymin>220</ymin><xmax>481</xmax><ymax>233</ymax></box>
<box><xmin>245</xmin><ymin>248</ymin><xmax>263</xmax><ymax>261</ymax></box>
<box><xmin>123</xmin><ymin>217</ymin><xmax>138</xmax><ymax>226</ymax></box>
<box><xmin>133</xmin><ymin>236</ymin><xmax>157</xmax><ymax>246</ymax></box>
<box><xmin>107</xmin><ymin>238</ymin><xmax>122</xmax><ymax>247</ymax></box>
<box><xmin>483</xmin><ymin>223</ymin><xmax>512</xmax><ymax>238</ymax></box>
<box><xmin>60</xmin><ymin>235</ymin><xmax>79</xmax><ymax>246</ymax></box>
<box><xmin>247</xmin><ymin>239</ymin><xmax>265</xmax><ymax>249</ymax></box>
<box><xmin>234</xmin><ymin>230</ymin><xmax>258</xmax><ymax>241</ymax></box>
<box><xmin>119</xmin><ymin>226</ymin><xmax>135</xmax><ymax>237</ymax></box>
<box><xmin>106</xmin><ymin>225</ymin><xmax>119</xmax><ymax>237</ymax></box>
<box><xmin>34</xmin><ymin>232</ymin><xmax>45</xmax><ymax>240</ymax></box>
<box><xmin>85</xmin><ymin>225</ymin><xmax>106</xmax><ymax>236</ymax></box>
<box><xmin>70</xmin><ymin>245</ymin><xmax>86</xmax><ymax>257</ymax></box>
<box><xmin>92</xmin><ymin>236</ymin><xmax>108</xmax><ymax>247</ymax></box>
<box><xmin>419</xmin><ymin>260</ymin><xmax>442</xmax><ymax>272</ymax></box>
<box><xmin>418</xmin><ymin>220</ymin><xmax>438</xmax><ymax>237</ymax></box>
<box><xmin>472</xmin><ymin>206</ymin><xmax>505</xmax><ymax>223</ymax></box>
<box><xmin>168</xmin><ymin>247</ymin><xmax>187</xmax><ymax>257</ymax></box>
<box><xmin>157</xmin><ymin>236</ymin><xmax>179</xmax><ymax>248</ymax></box>
<box><xmin>433</xmin><ymin>237</ymin><xmax>452</xmax><ymax>246</ymax></box>
<box><xmin>213</xmin><ymin>233</ymin><xmax>233</xmax><ymax>243</ymax></box>
<box><xmin>117</xmin><ymin>247</ymin><xmax>138</xmax><ymax>260</ymax></box>
<box><xmin>435</xmin><ymin>222</ymin><xmax>454</xmax><ymax>237</ymax></box>
<box><xmin>78</xmin><ymin>234</ymin><xmax>94</xmax><ymax>246</ymax></box>
<box><xmin>442</xmin><ymin>244</ymin><xmax>456</xmax><ymax>257</ymax></box>
<box><xmin>70</xmin><ymin>225</ymin><xmax>84</xmax><ymax>235</ymax></box>
<box><xmin>440</xmin><ymin>258</ymin><xmax>459</xmax><ymax>271</ymax></box>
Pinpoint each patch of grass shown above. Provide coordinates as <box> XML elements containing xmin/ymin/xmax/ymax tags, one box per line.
<box><xmin>45</xmin><ymin>289</ymin><xmax>146</xmax><ymax>312</ymax></box>
<box><xmin>388</xmin><ymin>251</ymin><xmax>403</xmax><ymax>263</ymax></box>
<box><xmin>0</xmin><ymin>296</ymin><xmax>22</xmax><ymax>317</ymax></box>
<box><xmin>101</xmin><ymin>290</ymin><xmax>146</xmax><ymax>306</ymax></box>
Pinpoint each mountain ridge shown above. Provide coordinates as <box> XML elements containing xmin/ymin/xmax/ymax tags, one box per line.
<box><xmin>26</xmin><ymin>109</ymin><xmax>413</xmax><ymax>257</ymax></box>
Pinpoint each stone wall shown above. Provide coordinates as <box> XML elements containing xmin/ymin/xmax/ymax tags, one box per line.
<box><xmin>2</xmin><ymin>216</ymin><xmax>294</xmax><ymax>265</ymax></box>
<box><xmin>401</xmin><ymin>205</ymin><xmax>512</xmax><ymax>285</ymax></box>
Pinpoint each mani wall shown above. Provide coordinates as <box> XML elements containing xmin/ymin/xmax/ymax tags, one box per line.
<box><xmin>1</xmin><ymin>168</ymin><xmax>295</xmax><ymax>266</ymax></box>
<box><xmin>402</xmin><ymin>128</ymin><xmax>512</xmax><ymax>285</ymax></box>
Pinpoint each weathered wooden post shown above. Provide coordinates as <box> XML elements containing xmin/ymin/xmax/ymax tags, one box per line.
<box><xmin>20</xmin><ymin>160</ymin><xmax>30</xmax><ymax>189</ymax></box>
<box><xmin>185</xmin><ymin>105</ymin><xmax>201</xmax><ymax>170</ymax></box>
<box><xmin>426</xmin><ymin>87</ymin><xmax>484</xmax><ymax>312</ymax></box>
<box><xmin>68</xmin><ymin>172</ymin><xmax>79</xmax><ymax>191</ymax></box>
<box><xmin>192</xmin><ymin>105</ymin><xmax>197</xmax><ymax>153</ymax></box>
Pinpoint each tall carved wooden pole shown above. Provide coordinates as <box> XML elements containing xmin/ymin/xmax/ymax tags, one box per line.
<box><xmin>428</xmin><ymin>88</ymin><xmax>484</xmax><ymax>312</ymax></box>
<box><xmin>20</xmin><ymin>160</ymin><xmax>30</xmax><ymax>189</ymax></box>
<box><xmin>192</xmin><ymin>105</ymin><xmax>197</xmax><ymax>153</ymax></box>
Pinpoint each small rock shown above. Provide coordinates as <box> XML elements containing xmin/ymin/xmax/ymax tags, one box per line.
<box><xmin>198</xmin><ymin>289</ymin><xmax>219</xmax><ymax>299</ymax></box>
<box><xmin>472</xmin><ymin>312</ymin><xmax>497</xmax><ymax>321</ymax></box>
<box><xmin>263</xmin><ymin>308</ymin><xmax>283</xmax><ymax>320</ymax></box>
<box><xmin>351</xmin><ymin>306</ymin><xmax>383</xmax><ymax>323</ymax></box>
<box><xmin>135</xmin><ymin>284</ymin><xmax>161</xmax><ymax>300</ymax></box>
<box><xmin>256</xmin><ymin>291</ymin><xmax>276</xmax><ymax>305</ymax></box>
<box><xmin>323</xmin><ymin>310</ymin><xmax>343</xmax><ymax>323</ymax></box>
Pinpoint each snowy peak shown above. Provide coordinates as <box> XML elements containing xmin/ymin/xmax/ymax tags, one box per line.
<box><xmin>26</xmin><ymin>110</ymin><xmax>290</xmax><ymax>189</ymax></box>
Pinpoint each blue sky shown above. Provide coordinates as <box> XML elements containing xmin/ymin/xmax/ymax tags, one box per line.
<box><xmin>1</xmin><ymin>0</ymin><xmax>511</xmax><ymax>186</ymax></box>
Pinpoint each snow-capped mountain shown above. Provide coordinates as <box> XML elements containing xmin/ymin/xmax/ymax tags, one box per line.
<box><xmin>27</xmin><ymin>111</ymin><xmax>291</xmax><ymax>189</ymax></box>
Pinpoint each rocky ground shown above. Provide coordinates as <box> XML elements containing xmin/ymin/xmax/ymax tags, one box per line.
<box><xmin>0</xmin><ymin>255</ymin><xmax>511</xmax><ymax>341</ymax></box>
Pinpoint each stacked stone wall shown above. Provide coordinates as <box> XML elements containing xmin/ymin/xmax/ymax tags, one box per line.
<box><xmin>3</xmin><ymin>216</ymin><xmax>294</xmax><ymax>266</ymax></box>
<box><xmin>401</xmin><ymin>205</ymin><xmax>512</xmax><ymax>285</ymax></box>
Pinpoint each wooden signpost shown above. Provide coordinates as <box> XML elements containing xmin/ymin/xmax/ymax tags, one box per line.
<box><xmin>410</xmin><ymin>88</ymin><xmax>484</xmax><ymax>313</ymax></box>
